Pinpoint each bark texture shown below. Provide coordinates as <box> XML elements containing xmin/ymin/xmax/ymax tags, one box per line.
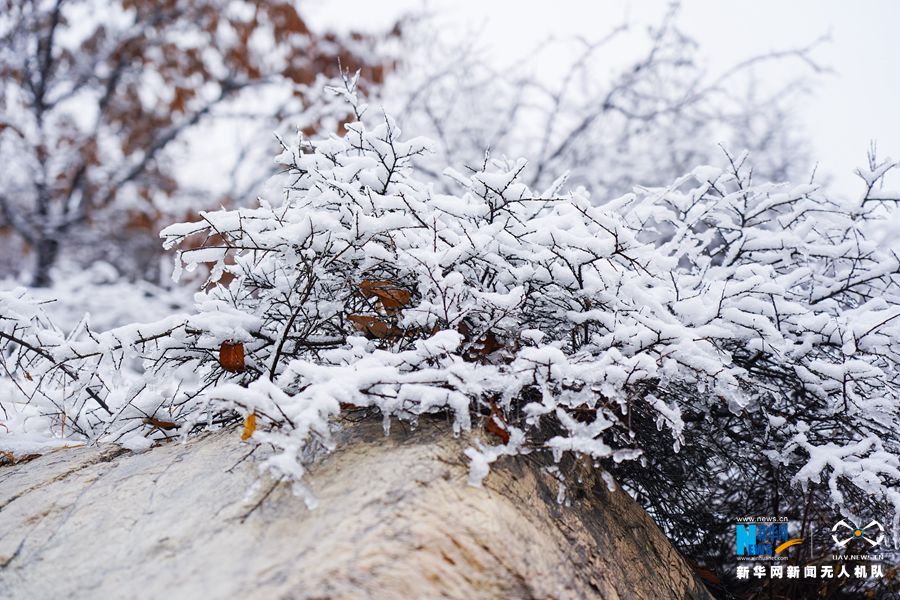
<box><xmin>0</xmin><ymin>419</ymin><xmax>711</xmax><ymax>599</ymax></box>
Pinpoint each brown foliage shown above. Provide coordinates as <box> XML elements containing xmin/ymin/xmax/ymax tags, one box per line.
<box><xmin>346</xmin><ymin>280</ymin><xmax>412</xmax><ymax>340</ymax></box>
<box><xmin>0</xmin><ymin>0</ymin><xmax>398</xmax><ymax>282</ymax></box>
<box><xmin>347</xmin><ymin>314</ymin><xmax>403</xmax><ymax>340</ymax></box>
<box><xmin>0</xmin><ymin>451</ymin><xmax>41</xmax><ymax>466</ymax></box>
<box><xmin>485</xmin><ymin>401</ymin><xmax>510</xmax><ymax>444</ymax></box>
<box><xmin>456</xmin><ymin>321</ymin><xmax>505</xmax><ymax>362</ymax></box>
<box><xmin>219</xmin><ymin>341</ymin><xmax>245</xmax><ymax>373</ymax></box>
<box><xmin>141</xmin><ymin>417</ymin><xmax>179</xmax><ymax>431</ymax></box>
<box><xmin>358</xmin><ymin>280</ymin><xmax>412</xmax><ymax>313</ymax></box>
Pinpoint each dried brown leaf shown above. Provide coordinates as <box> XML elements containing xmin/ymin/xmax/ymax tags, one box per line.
<box><xmin>347</xmin><ymin>314</ymin><xmax>401</xmax><ymax>339</ymax></box>
<box><xmin>142</xmin><ymin>417</ymin><xmax>178</xmax><ymax>430</ymax></box>
<box><xmin>358</xmin><ymin>280</ymin><xmax>411</xmax><ymax>313</ymax></box>
<box><xmin>219</xmin><ymin>341</ymin><xmax>245</xmax><ymax>372</ymax></box>
<box><xmin>486</xmin><ymin>401</ymin><xmax>510</xmax><ymax>444</ymax></box>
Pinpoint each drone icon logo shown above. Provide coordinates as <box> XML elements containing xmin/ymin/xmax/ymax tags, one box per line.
<box><xmin>831</xmin><ymin>519</ymin><xmax>884</xmax><ymax>547</ymax></box>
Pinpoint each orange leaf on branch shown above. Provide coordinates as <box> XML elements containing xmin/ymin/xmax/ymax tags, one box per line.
<box><xmin>241</xmin><ymin>412</ymin><xmax>257</xmax><ymax>441</ymax></box>
<box><xmin>219</xmin><ymin>341</ymin><xmax>245</xmax><ymax>372</ymax></box>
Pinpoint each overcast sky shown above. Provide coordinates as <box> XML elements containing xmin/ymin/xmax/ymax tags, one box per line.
<box><xmin>306</xmin><ymin>0</ymin><xmax>900</xmax><ymax>196</ymax></box>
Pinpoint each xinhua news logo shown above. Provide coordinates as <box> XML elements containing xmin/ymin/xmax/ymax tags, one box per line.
<box><xmin>735</xmin><ymin>522</ymin><xmax>803</xmax><ymax>557</ymax></box>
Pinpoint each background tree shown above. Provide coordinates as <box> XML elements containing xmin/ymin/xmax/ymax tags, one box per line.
<box><xmin>0</xmin><ymin>0</ymin><xmax>394</xmax><ymax>285</ymax></box>
<box><xmin>377</xmin><ymin>6</ymin><xmax>821</xmax><ymax>198</ymax></box>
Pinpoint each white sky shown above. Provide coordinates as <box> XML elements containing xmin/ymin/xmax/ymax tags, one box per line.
<box><xmin>305</xmin><ymin>0</ymin><xmax>900</xmax><ymax>196</ymax></box>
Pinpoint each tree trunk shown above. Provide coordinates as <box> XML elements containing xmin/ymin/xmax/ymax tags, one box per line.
<box><xmin>0</xmin><ymin>419</ymin><xmax>712</xmax><ymax>599</ymax></box>
<box><xmin>30</xmin><ymin>236</ymin><xmax>59</xmax><ymax>287</ymax></box>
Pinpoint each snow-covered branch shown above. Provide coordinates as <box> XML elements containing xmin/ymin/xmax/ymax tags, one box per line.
<box><xmin>2</xmin><ymin>81</ymin><xmax>898</xmax><ymax>556</ymax></box>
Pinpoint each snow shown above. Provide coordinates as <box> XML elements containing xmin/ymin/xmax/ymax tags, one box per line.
<box><xmin>2</xmin><ymin>80</ymin><xmax>899</xmax><ymax>547</ymax></box>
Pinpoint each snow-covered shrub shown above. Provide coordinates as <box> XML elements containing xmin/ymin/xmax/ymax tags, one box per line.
<box><xmin>610</xmin><ymin>148</ymin><xmax>900</xmax><ymax>561</ymax></box>
<box><xmin>1</xmin><ymin>80</ymin><xmax>898</xmax><ymax>554</ymax></box>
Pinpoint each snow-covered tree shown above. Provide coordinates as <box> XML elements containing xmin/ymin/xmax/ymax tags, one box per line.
<box><xmin>378</xmin><ymin>5</ymin><xmax>820</xmax><ymax>197</ymax></box>
<box><xmin>1</xmin><ymin>78</ymin><xmax>898</xmax><ymax>595</ymax></box>
<box><xmin>0</xmin><ymin>0</ymin><xmax>393</xmax><ymax>285</ymax></box>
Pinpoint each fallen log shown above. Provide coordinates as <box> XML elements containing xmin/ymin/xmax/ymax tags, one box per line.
<box><xmin>0</xmin><ymin>419</ymin><xmax>711</xmax><ymax>599</ymax></box>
